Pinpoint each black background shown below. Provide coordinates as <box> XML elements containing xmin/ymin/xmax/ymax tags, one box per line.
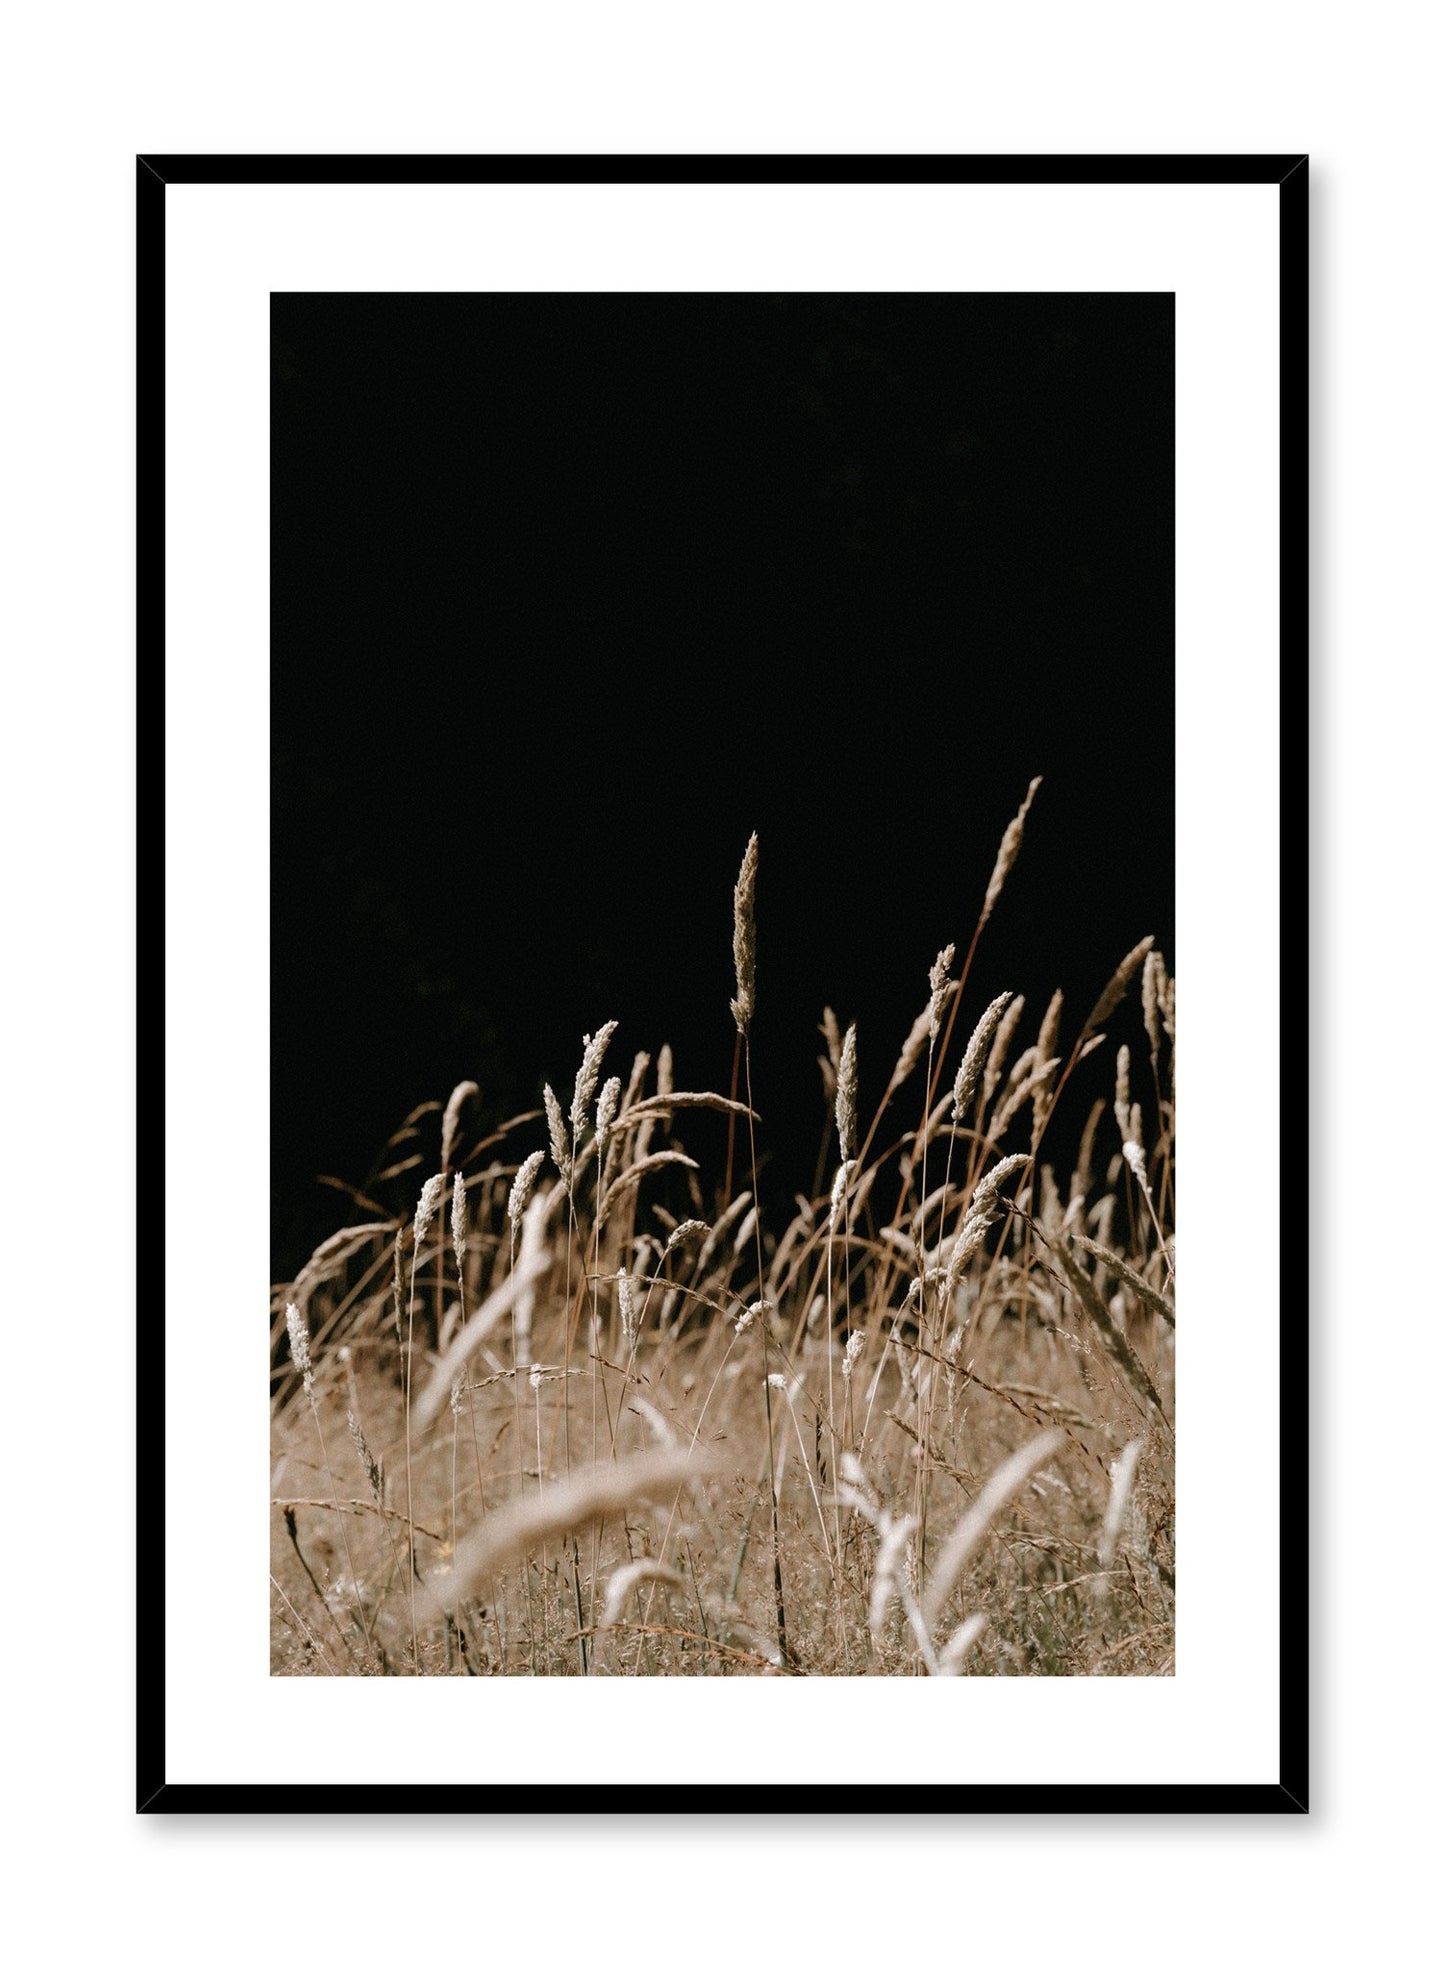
<box><xmin>272</xmin><ymin>291</ymin><xmax>1173</xmax><ymax>1282</ymax></box>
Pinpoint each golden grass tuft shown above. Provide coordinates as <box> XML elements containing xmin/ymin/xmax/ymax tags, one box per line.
<box><xmin>271</xmin><ymin>798</ymin><xmax>1175</xmax><ymax>1679</ymax></box>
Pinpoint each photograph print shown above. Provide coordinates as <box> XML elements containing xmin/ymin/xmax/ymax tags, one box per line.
<box><xmin>270</xmin><ymin>288</ymin><xmax>1176</xmax><ymax>1679</ymax></box>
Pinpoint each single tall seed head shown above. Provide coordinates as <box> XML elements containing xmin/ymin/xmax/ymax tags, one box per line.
<box><xmin>413</xmin><ymin>1173</ymin><xmax>446</xmax><ymax>1248</ymax></box>
<box><xmin>451</xmin><ymin>1172</ymin><xmax>467</xmax><ymax>1278</ymax></box>
<box><xmin>730</xmin><ymin>832</ymin><xmax>759</xmax><ymax>1035</ymax></box>
<box><xmin>887</xmin><ymin>1000</ymin><xmax>935</xmax><ymax>1097</ymax></box>
<box><xmin>982</xmin><ymin>776</ymin><xmax>1042</xmax><ymax>923</ymax></box>
<box><xmin>285</xmin><ymin>1302</ymin><xmax>313</xmax><ymax>1401</ymax></box>
<box><xmin>440</xmin><ymin>1079</ymin><xmax>478</xmax><ymax>1174</ymax></box>
<box><xmin>1084</xmin><ymin>935</ymin><xmax>1155</xmax><ymax>1039</ymax></box>
<box><xmin>970</xmin><ymin>1152</ymin><xmax>1031</xmax><ymax>1216</ymax></box>
<box><xmin>829</xmin><ymin>1158</ymin><xmax>857</xmax><ymax>1234</ymax></box>
<box><xmin>983</xmin><ymin>994</ymin><xmax>1026</xmax><ymax>1106</ymax></box>
<box><xmin>543</xmin><ymin>1084</ymin><xmax>572</xmax><ymax>1189</ymax></box>
<box><xmin>952</xmin><ymin>991</ymin><xmax>1014</xmax><ymax>1121</ymax></box>
<box><xmin>1142</xmin><ymin>951</ymin><xmax>1163</xmax><ymax>1065</ymax></box>
<box><xmin>347</xmin><ymin>1409</ymin><xmax>383</xmax><ymax>1502</ymax></box>
<box><xmin>928</xmin><ymin>944</ymin><xmax>956</xmax><ymax>1044</ymax></box>
<box><xmin>596</xmin><ymin>1074</ymin><xmax>622</xmax><ymax>1146</ymax></box>
<box><xmin>570</xmin><ymin>1022</ymin><xmax>619</xmax><ymax>1139</ymax></box>
<box><xmin>508</xmin><ymin>1149</ymin><xmax>545</xmax><ymax>1229</ymax></box>
<box><xmin>836</xmin><ymin>1021</ymin><xmax>858</xmax><ymax>1161</ymax></box>
<box><xmin>1115</xmin><ymin>1045</ymin><xmax>1132</xmax><ymax>1142</ymax></box>
<box><xmin>617</xmin><ymin>1269</ymin><xmax>639</xmax><ymax>1344</ymax></box>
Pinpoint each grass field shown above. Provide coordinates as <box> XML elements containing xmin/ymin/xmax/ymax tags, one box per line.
<box><xmin>270</xmin><ymin>788</ymin><xmax>1175</xmax><ymax>1676</ymax></box>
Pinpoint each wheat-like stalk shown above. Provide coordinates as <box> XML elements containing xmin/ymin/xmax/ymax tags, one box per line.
<box><xmin>570</xmin><ymin>1022</ymin><xmax>619</xmax><ymax>1140</ymax></box>
<box><xmin>983</xmin><ymin>994</ymin><xmax>1026</xmax><ymax>1106</ymax></box>
<box><xmin>451</xmin><ymin>1172</ymin><xmax>467</xmax><ymax>1280</ymax></box>
<box><xmin>836</xmin><ymin>1022</ymin><xmax>858</xmax><ymax>1161</ymax></box>
<box><xmin>425</xmin><ymin>1450</ymin><xmax>717</xmax><ymax>1612</ymax></box>
<box><xmin>952</xmin><ymin>992</ymin><xmax>1013</xmax><ymax>1121</ymax></box>
<box><xmin>928</xmin><ymin>944</ymin><xmax>956</xmax><ymax>1044</ymax></box>
<box><xmin>922</xmin><ymin>1430</ymin><xmax>1065</xmax><ymax>1630</ymax></box>
<box><xmin>507</xmin><ymin>1149</ymin><xmax>545</xmax><ymax>1234</ymax></box>
<box><xmin>543</xmin><ymin>1084</ymin><xmax>571</xmax><ymax>1191</ymax></box>
<box><xmin>730</xmin><ymin>831</ymin><xmax>758</xmax><ymax>1034</ymax></box>
<box><xmin>1054</xmin><ymin>1237</ymin><xmax>1169</xmax><ymax>1426</ymax></box>
<box><xmin>440</xmin><ymin>1079</ymin><xmax>478</xmax><ymax>1173</ymax></box>
<box><xmin>1073</xmin><ymin>1235</ymin><xmax>1175</xmax><ymax>1327</ymax></box>
<box><xmin>982</xmin><ymin>776</ymin><xmax>1042</xmax><ymax>923</ymax></box>
<box><xmin>1082</xmin><ymin>935</ymin><xmax>1155</xmax><ymax>1041</ymax></box>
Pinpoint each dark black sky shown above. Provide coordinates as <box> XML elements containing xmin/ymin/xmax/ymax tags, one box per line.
<box><xmin>272</xmin><ymin>291</ymin><xmax>1173</xmax><ymax>1282</ymax></box>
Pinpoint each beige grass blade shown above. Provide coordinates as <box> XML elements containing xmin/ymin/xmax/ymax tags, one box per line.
<box><xmin>1056</xmin><ymin>1239</ymin><xmax>1170</xmax><ymax>1424</ymax></box>
<box><xmin>425</xmin><ymin>1450</ymin><xmax>717</xmax><ymax>1613</ymax></box>
<box><xmin>922</xmin><ymin>1430</ymin><xmax>1065</xmax><ymax>1631</ymax></box>
<box><xmin>608</xmin><ymin>1091</ymin><xmax>759</xmax><ymax>1129</ymax></box>
<box><xmin>1099</xmin><ymin>1438</ymin><xmax>1146</xmax><ymax>1567</ymax></box>
<box><xmin>289</xmin><ymin>1221</ymin><xmax>393</xmax><ymax>1311</ymax></box>
<box><xmin>413</xmin><ymin>1238</ymin><xmax>552</xmax><ymax>1432</ymax></box>
<box><xmin>597</xmin><ymin>1150</ymin><xmax>700</xmax><ymax>1227</ymax></box>
<box><xmin>1072</xmin><ymin>1235</ymin><xmax>1176</xmax><ymax>1328</ymax></box>
<box><xmin>598</xmin><ymin>1558</ymin><xmax>688</xmax><ymax>1629</ymax></box>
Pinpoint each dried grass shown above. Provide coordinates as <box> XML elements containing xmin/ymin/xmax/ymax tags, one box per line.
<box><xmin>271</xmin><ymin>811</ymin><xmax>1174</xmax><ymax>1679</ymax></box>
<box><xmin>427</xmin><ymin>1451</ymin><xmax>715</xmax><ymax>1611</ymax></box>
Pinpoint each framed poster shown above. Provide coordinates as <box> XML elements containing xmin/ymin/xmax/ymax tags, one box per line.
<box><xmin>142</xmin><ymin>153</ymin><xmax>1306</xmax><ymax>1811</ymax></box>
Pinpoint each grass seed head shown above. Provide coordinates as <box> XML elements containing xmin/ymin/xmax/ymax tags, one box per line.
<box><xmin>451</xmin><ymin>1172</ymin><xmax>467</xmax><ymax>1277</ymax></box>
<box><xmin>944</xmin><ymin>1210</ymin><xmax>993</xmax><ymax>1297</ymax></box>
<box><xmin>413</xmin><ymin>1173</ymin><xmax>447</xmax><ymax>1248</ymax></box>
<box><xmin>983</xmin><ymin>994</ymin><xmax>1026</xmax><ymax>1106</ymax></box>
<box><xmin>285</xmin><ymin>1302</ymin><xmax>313</xmax><ymax>1400</ymax></box>
<box><xmin>836</xmin><ymin>1021</ymin><xmax>858</xmax><ymax>1161</ymax></box>
<box><xmin>571</xmin><ymin>1022</ymin><xmax>619</xmax><ymax>1139</ymax></box>
<box><xmin>508</xmin><ymin>1149</ymin><xmax>545</xmax><ymax>1229</ymax></box>
<box><xmin>599</xmin><ymin>1559</ymin><xmax>688</xmax><ymax>1630</ymax></box>
<box><xmin>596</xmin><ymin>1074</ymin><xmax>622</xmax><ymax>1146</ymax></box>
<box><xmin>952</xmin><ymin>991</ymin><xmax>1014</xmax><ymax>1121</ymax></box>
<box><xmin>543</xmin><ymin>1084</ymin><xmax>572</xmax><ymax>1189</ymax></box>
<box><xmin>970</xmin><ymin>1152</ymin><xmax>1030</xmax><ymax>1216</ymax></box>
<box><xmin>1115</xmin><ymin>1044</ymin><xmax>1132</xmax><ymax>1142</ymax></box>
<box><xmin>1034</xmin><ymin>991</ymin><xmax>1064</xmax><ymax>1129</ymax></box>
<box><xmin>730</xmin><ymin>832</ymin><xmax>759</xmax><ymax>1035</ymax></box>
<box><xmin>1142</xmin><ymin>951</ymin><xmax>1164</xmax><ymax>1064</ymax></box>
<box><xmin>829</xmin><ymin>1158</ymin><xmax>856</xmax><ymax>1233</ymax></box>
<box><xmin>1084</xmin><ymin>935</ymin><xmax>1155</xmax><ymax>1040</ymax></box>
<box><xmin>440</xmin><ymin>1079</ymin><xmax>478</xmax><ymax>1173</ymax></box>
<box><xmin>347</xmin><ymin>1409</ymin><xmax>383</xmax><ymax>1502</ymax></box>
<box><xmin>928</xmin><ymin>944</ymin><xmax>956</xmax><ymax>1043</ymax></box>
<box><xmin>617</xmin><ymin>1269</ymin><xmax>639</xmax><ymax>1343</ymax></box>
<box><xmin>1100</xmin><ymin>1439</ymin><xmax>1147</xmax><ymax>1566</ymax></box>
<box><xmin>869</xmin><ymin>1514</ymin><xmax>919</xmax><ymax>1640</ymax></box>
<box><xmin>887</xmin><ymin>999</ymin><xmax>935</xmax><ymax>1098</ymax></box>
<box><xmin>982</xmin><ymin>776</ymin><xmax>1042</xmax><ymax>923</ymax></box>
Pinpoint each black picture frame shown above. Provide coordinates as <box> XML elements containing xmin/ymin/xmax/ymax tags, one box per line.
<box><xmin>140</xmin><ymin>151</ymin><xmax>1307</xmax><ymax>1815</ymax></box>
